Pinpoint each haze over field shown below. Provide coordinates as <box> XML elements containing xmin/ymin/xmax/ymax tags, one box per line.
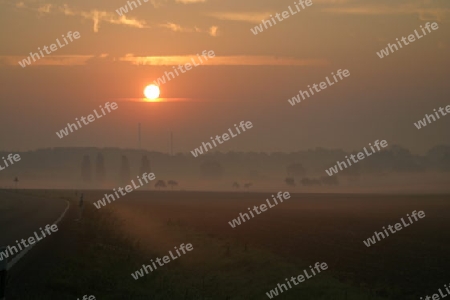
<box><xmin>1</xmin><ymin>0</ymin><xmax>449</xmax><ymax>155</ymax></box>
<box><xmin>0</xmin><ymin>145</ymin><xmax>449</xmax><ymax>193</ymax></box>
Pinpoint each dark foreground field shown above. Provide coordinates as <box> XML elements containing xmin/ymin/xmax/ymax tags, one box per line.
<box><xmin>5</xmin><ymin>190</ymin><xmax>450</xmax><ymax>299</ymax></box>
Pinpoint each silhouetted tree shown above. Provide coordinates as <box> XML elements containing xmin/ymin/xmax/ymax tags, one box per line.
<box><xmin>155</xmin><ymin>180</ymin><xmax>166</xmax><ymax>189</ymax></box>
<box><xmin>168</xmin><ymin>180</ymin><xmax>178</xmax><ymax>189</ymax></box>
<box><xmin>287</xmin><ymin>163</ymin><xmax>306</xmax><ymax>179</ymax></box>
<box><xmin>244</xmin><ymin>183</ymin><xmax>252</xmax><ymax>189</ymax></box>
<box><xmin>339</xmin><ymin>162</ymin><xmax>361</xmax><ymax>182</ymax></box>
<box><xmin>200</xmin><ymin>160</ymin><xmax>224</xmax><ymax>180</ymax></box>
<box><xmin>248</xmin><ymin>169</ymin><xmax>262</xmax><ymax>180</ymax></box>
<box><xmin>285</xmin><ymin>177</ymin><xmax>296</xmax><ymax>187</ymax></box>
<box><xmin>232</xmin><ymin>182</ymin><xmax>240</xmax><ymax>189</ymax></box>
<box><xmin>139</xmin><ymin>155</ymin><xmax>151</xmax><ymax>175</ymax></box>
<box><xmin>320</xmin><ymin>176</ymin><xmax>339</xmax><ymax>185</ymax></box>
<box><xmin>81</xmin><ymin>155</ymin><xmax>92</xmax><ymax>183</ymax></box>
<box><xmin>95</xmin><ymin>153</ymin><xmax>106</xmax><ymax>183</ymax></box>
<box><xmin>14</xmin><ymin>177</ymin><xmax>19</xmax><ymax>190</ymax></box>
<box><xmin>301</xmin><ymin>177</ymin><xmax>321</xmax><ymax>186</ymax></box>
<box><xmin>119</xmin><ymin>155</ymin><xmax>131</xmax><ymax>185</ymax></box>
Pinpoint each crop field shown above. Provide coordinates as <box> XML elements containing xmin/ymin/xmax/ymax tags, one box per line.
<box><xmin>5</xmin><ymin>190</ymin><xmax>450</xmax><ymax>299</ymax></box>
<box><xmin>103</xmin><ymin>191</ymin><xmax>450</xmax><ymax>299</ymax></box>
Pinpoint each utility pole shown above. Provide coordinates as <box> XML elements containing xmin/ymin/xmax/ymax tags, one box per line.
<box><xmin>170</xmin><ymin>131</ymin><xmax>173</xmax><ymax>156</ymax></box>
<box><xmin>138</xmin><ymin>123</ymin><xmax>141</xmax><ymax>150</ymax></box>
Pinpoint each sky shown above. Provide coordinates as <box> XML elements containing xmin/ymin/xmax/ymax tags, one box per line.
<box><xmin>0</xmin><ymin>0</ymin><xmax>449</xmax><ymax>154</ymax></box>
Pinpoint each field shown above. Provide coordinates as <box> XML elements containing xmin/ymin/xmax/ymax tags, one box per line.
<box><xmin>6</xmin><ymin>190</ymin><xmax>450</xmax><ymax>299</ymax></box>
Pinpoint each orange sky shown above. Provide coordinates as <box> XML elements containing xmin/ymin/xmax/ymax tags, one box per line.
<box><xmin>0</xmin><ymin>0</ymin><xmax>449</xmax><ymax>153</ymax></box>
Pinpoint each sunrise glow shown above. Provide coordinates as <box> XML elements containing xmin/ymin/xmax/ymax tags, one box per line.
<box><xmin>144</xmin><ymin>84</ymin><xmax>160</xmax><ymax>101</ymax></box>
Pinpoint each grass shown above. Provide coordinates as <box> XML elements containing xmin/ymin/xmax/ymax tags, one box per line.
<box><xmin>9</xmin><ymin>190</ymin><xmax>438</xmax><ymax>299</ymax></box>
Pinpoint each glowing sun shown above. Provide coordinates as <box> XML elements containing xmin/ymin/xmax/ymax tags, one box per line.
<box><xmin>144</xmin><ymin>84</ymin><xmax>160</xmax><ymax>100</ymax></box>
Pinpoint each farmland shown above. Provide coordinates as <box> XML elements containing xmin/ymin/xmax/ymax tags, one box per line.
<box><xmin>5</xmin><ymin>190</ymin><xmax>450</xmax><ymax>299</ymax></box>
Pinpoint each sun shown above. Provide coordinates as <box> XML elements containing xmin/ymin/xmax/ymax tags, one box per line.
<box><xmin>144</xmin><ymin>84</ymin><xmax>160</xmax><ymax>100</ymax></box>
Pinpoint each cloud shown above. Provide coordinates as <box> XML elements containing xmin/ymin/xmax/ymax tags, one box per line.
<box><xmin>205</xmin><ymin>12</ymin><xmax>273</xmax><ymax>24</ymax></box>
<box><xmin>321</xmin><ymin>2</ymin><xmax>450</xmax><ymax>22</ymax></box>
<box><xmin>59</xmin><ymin>4</ymin><xmax>149</xmax><ymax>32</ymax></box>
<box><xmin>10</xmin><ymin>1</ymin><xmax>219</xmax><ymax>33</ymax></box>
<box><xmin>0</xmin><ymin>55</ymin><xmax>95</xmax><ymax>67</ymax></box>
<box><xmin>158</xmin><ymin>23</ymin><xmax>218</xmax><ymax>36</ymax></box>
<box><xmin>175</xmin><ymin>0</ymin><xmax>207</xmax><ymax>3</ymax></box>
<box><xmin>37</xmin><ymin>3</ymin><xmax>52</xmax><ymax>14</ymax></box>
<box><xmin>159</xmin><ymin>22</ymin><xmax>198</xmax><ymax>32</ymax></box>
<box><xmin>118</xmin><ymin>54</ymin><xmax>328</xmax><ymax>66</ymax></box>
<box><xmin>12</xmin><ymin>2</ymin><xmax>149</xmax><ymax>32</ymax></box>
<box><xmin>0</xmin><ymin>54</ymin><xmax>326</xmax><ymax>68</ymax></box>
<box><xmin>209</xmin><ymin>26</ymin><xmax>218</xmax><ymax>37</ymax></box>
